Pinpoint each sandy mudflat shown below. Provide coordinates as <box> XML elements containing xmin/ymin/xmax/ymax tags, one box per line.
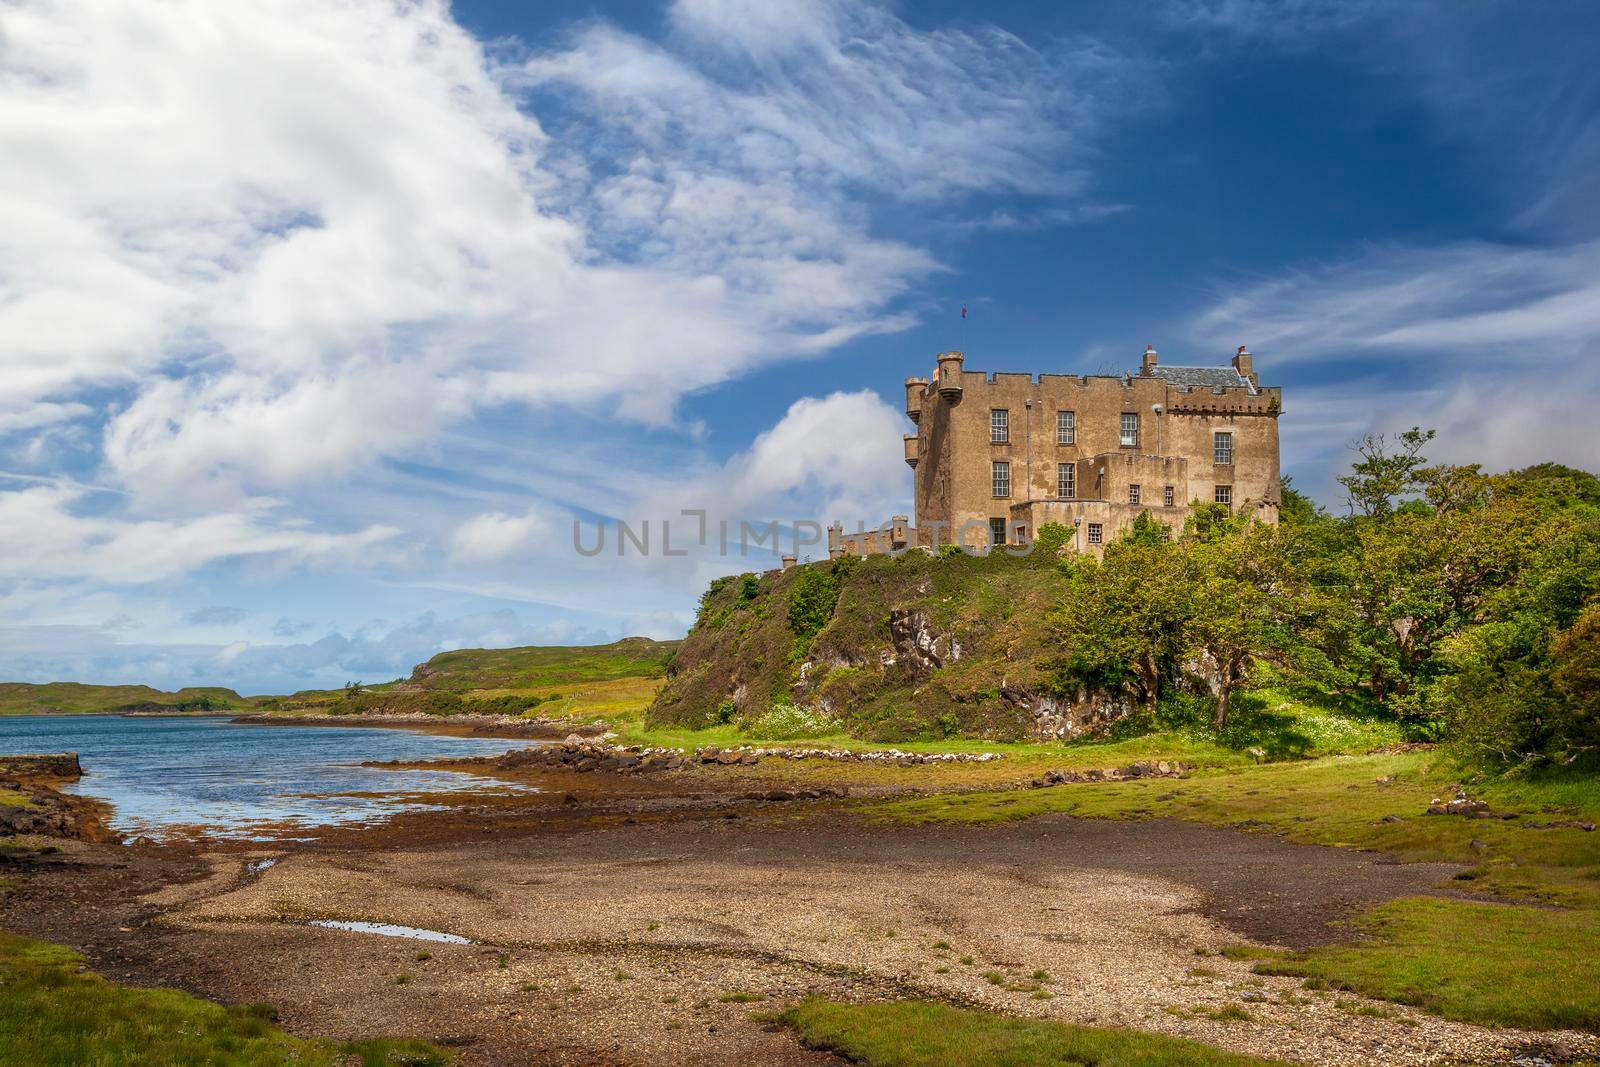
<box><xmin>4</xmin><ymin>767</ymin><xmax>1594</xmax><ymax>1066</ymax></box>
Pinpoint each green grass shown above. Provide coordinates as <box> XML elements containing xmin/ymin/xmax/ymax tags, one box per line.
<box><xmin>401</xmin><ymin>637</ymin><xmax>677</xmax><ymax>693</ymax></box>
<box><xmin>1254</xmin><ymin>897</ymin><xmax>1600</xmax><ymax>1030</ymax></box>
<box><xmin>778</xmin><ymin>999</ymin><xmax>1285</xmax><ymax>1066</ymax></box>
<box><xmin>876</xmin><ymin>749</ymin><xmax>1600</xmax><ymax>1031</ymax></box>
<box><xmin>0</xmin><ymin>788</ymin><xmax>39</xmax><ymax>808</ymax></box>
<box><xmin>0</xmin><ymin>932</ymin><xmax>449</xmax><ymax>1066</ymax></box>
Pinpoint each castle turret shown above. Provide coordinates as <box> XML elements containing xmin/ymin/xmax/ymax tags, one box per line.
<box><xmin>936</xmin><ymin>351</ymin><xmax>964</xmax><ymax>400</ymax></box>
<box><xmin>904</xmin><ymin>377</ymin><xmax>928</xmax><ymax>423</ymax></box>
<box><xmin>903</xmin><ymin>434</ymin><xmax>919</xmax><ymax>468</ymax></box>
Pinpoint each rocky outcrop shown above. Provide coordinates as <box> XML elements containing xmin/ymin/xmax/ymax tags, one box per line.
<box><xmin>1011</xmin><ymin>690</ymin><xmax>1134</xmax><ymax>741</ymax></box>
<box><xmin>0</xmin><ymin>752</ymin><xmax>81</xmax><ymax>780</ymax></box>
<box><xmin>0</xmin><ymin>775</ymin><xmax>105</xmax><ymax>839</ymax></box>
<box><xmin>886</xmin><ymin>609</ymin><xmax>963</xmax><ymax>673</ymax></box>
<box><xmin>1025</xmin><ymin>760</ymin><xmax>1191</xmax><ymax>788</ymax></box>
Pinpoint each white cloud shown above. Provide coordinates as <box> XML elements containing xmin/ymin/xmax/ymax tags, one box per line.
<box><xmin>1192</xmin><ymin>240</ymin><xmax>1600</xmax><ymax>367</ymax></box>
<box><xmin>450</xmin><ymin>507</ymin><xmax>564</xmax><ymax>564</ymax></box>
<box><xmin>0</xmin><ymin>485</ymin><xmax>398</xmax><ymax>584</ymax></box>
<box><xmin>0</xmin><ymin>0</ymin><xmax>1124</xmax><ymax>505</ymax></box>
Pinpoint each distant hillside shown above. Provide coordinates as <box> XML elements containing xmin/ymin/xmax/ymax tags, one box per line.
<box><xmin>0</xmin><ymin>683</ymin><xmax>250</xmax><ymax>716</ymax></box>
<box><xmin>401</xmin><ymin>637</ymin><xmax>680</xmax><ymax>693</ymax></box>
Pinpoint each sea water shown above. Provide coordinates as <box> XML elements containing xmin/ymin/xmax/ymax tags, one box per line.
<box><xmin>0</xmin><ymin>714</ymin><xmax>531</xmax><ymax>840</ymax></box>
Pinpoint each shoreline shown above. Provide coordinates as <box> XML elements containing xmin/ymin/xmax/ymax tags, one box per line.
<box><xmin>226</xmin><ymin>711</ymin><xmax>599</xmax><ymax>741</ymax></box>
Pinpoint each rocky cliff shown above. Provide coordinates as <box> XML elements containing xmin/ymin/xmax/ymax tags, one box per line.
<box><xmin>648</xmin><ymin>550</ymin><xmax>1131</xmax><ymax>742</ymax></box>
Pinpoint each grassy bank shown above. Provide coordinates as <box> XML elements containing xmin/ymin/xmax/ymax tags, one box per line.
<box><xmin>0</xmin><ymin>932</ymin><xmax>448</xmax><ymax>1066</ymax></box>
<box><xmin>878</xmin><ymin>751</ymin><xmax>1600</xmax><ymax>1030</ymax></box>
<box><xmin>779</xmin><ymin>999</ymin><xmax>1283</xmax><ymax>1066</ymax></box>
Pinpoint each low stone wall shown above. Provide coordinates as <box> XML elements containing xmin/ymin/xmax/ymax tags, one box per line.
<box><xmin>697</xmin><ymin>744</ymin><xmax>1002</xmax><ymax>766</ymax></box>
<box><xmin>0</xmin><ymin>752</ymin><xmax>82</xmax><ymax>780</ymax></box>
<box><xmin>466</xmin><ymin>738</ymin><xmax>1007</xmax><ymax>776</ymax></box>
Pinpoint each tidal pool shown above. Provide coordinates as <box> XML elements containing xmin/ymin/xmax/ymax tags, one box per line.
<box><xmin>0</xmin><ymin>714</ymin><xmax>533</xmax><ymax>841</ymax></box>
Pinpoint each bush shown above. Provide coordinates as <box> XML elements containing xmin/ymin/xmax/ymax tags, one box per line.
<box><xmin>745</xmin><ymin>703</ymin><xmax>839</xmax><ymax>740</ymax></box>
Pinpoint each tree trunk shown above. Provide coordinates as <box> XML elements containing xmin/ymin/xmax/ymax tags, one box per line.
<box><xmin>1140</xmin><ymin>654</ymin><xmax>1160</xmax><ymax>716</ymax></box>
<box><xmin>1213</xmin><ymin>653</ymin><xmax>1241</xmax><ymax>730</ymax></box>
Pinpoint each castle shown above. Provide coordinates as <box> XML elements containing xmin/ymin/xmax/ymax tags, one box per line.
<box><xmin>828</xmin><ymin>345</ymin><xmax>1282</xmax><ymax>558</ymax></box>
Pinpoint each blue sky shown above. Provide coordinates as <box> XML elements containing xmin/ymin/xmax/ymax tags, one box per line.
<box><xmin>2</xmin><ymin>0</ymin><xmax>1598</xmax><ymax>693</ymax></box>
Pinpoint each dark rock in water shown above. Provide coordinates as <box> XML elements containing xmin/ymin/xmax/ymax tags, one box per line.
<box><xmin>0</xmin><ymin>752</ymin><xmax>82</xmax><ymax>780</ymax></box>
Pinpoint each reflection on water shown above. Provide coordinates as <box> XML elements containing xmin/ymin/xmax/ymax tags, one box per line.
<box><xmin>0</xmin><ymin>714</ymin><xmax>533</xmax><ymax>841</ymax></box>
<box><xmin>306</xmin><ymin>919</ymin><xmax>473</xmax><ymax>943</ymax></box>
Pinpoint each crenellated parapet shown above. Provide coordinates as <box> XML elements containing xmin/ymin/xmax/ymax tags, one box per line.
<box><xmin>1164</xmin><ymin>384</ymin><xmax>1281</xmax><ymax>417</ymax></box>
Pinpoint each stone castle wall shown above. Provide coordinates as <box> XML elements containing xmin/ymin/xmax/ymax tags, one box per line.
<box><xmin>843</xmin><ymin>347</ymin><xmax>1282</xmax><ymax>557</ymax></box>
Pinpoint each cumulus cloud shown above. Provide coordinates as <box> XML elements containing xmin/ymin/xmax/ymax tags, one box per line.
<box><xmin>450</xmin><ymin>507</ymin><xmax>564</xmax><ymax>564</ymax></box>
<box><xmin>0</xmin><ymin>0</ymin><xmax>1123</xmax><ymax>506</ymax></box>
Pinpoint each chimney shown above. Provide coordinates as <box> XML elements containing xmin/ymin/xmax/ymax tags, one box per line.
<box><xmin>1232</xmin><ymin>345</ymin><xmax>1257</xmax><ymax>388</ymax></box>
<box><xmin>1140</xmin><ymin>344</ymin><xmax>1158</xmax><ymax>375</ymax></box>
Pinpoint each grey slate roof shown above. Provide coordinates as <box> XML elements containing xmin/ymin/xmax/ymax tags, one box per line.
<box><xmin>1148</xmin><ymin>365</ymin><xmax>1256</xmax><ymax>393</ymax></box>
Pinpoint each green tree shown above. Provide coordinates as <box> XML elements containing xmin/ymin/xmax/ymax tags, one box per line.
<box><xmin>1183</xmin><ymin>522</ymin><xmax>1295</xmax><ymax>729</ymax></box>
<box><xmin>1277</xmin><ymin>475</ymin><xmax>1324</xmax><ymax>527</ymax></box>
<box><xmin>1337</xmin><ymin>426</ymin><xmax>1435</xmax><ymax>518</ymax></box>
<box><xmin>1052</xmin><ymin>537</ymin><xmax>1192</xmax><ymax>715</ymax></box>
<box><xmin>1551</xmin><ymin>601</ymin><xmax>1600</xmax><ymax>757</ymax></box>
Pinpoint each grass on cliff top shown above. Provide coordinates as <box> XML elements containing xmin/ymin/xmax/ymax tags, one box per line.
<box><xmin>0</xmin><ymin>932</ymin><xmax>449</xmax><ymax>1067</ymax></box>
<box><xmin>403</xmin><ymin>637</ymin><xmax>678</xmax><ymax>692</ymax></box>
<box><xmin>0</xmin><ymin>682</ymin><xmax>250</xmax><ymax>716</ymax></box>
<box><xmin>779</xmin><ymin>999</ymin><xmax>1284</xmax><ymax>1067</ymax></box>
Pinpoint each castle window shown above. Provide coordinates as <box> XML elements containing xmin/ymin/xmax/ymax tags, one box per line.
<box><xmin>1056</xmin><ymin>410</ymin><xmax>1075</xmax><ymax>445</ymax></box>
<box><xmin>989</xmin><ymin>518</ymin><xmax>1007</xmax><ymax>546</ymax></box>
<box><xmin>1129</xmin><ymin>484</ymin><xmax>1141</xmax><ymax>505</ymax></box>
<box><xmin>1163</xmin><ymin>485</ymin><xmax>1174</xmax><ymax>507</ymax></box>
<box><xmin>991</xmin><ymin>460</ymin><xmax>1010</xmax><ymax>498</ymax></box>
<box><xmin>1161</xmin><ymin>525</ymin><xmax>1172</xmax><ymax>543</ymax></box>
<box><xmin>1214</xmin><ymin>431</ymin><xmax>1234</xmax><ymax>465</ymax></box>
<box><xmin>1120</xmin><ymin>412</ymin><xmax>1139</xmax><ymax>448</ymax></box>
<box><xmin>1057</xmin><ymin>463</ymin><xmax>1075</xmax><ymax>499</ymax></box>
<box><xmin>1215</xmin><ymin>485</ymin><xmax>1233</xmax><ymax>507</ymax></box>
<box><xmin>991</xmin><ymin>408</ymin><xmax>1009</xmax><ymax>443</ymax></box>
<box><xmin>1087</xmin><ymin>522</ymin><xmax>1103</xmax><ymax>545</ymax></box>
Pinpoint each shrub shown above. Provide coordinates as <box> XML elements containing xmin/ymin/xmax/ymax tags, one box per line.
<box><xmin>745</xmin><ymin>703</ymin><xmax>839</xmax><ymax>740</ymax></box>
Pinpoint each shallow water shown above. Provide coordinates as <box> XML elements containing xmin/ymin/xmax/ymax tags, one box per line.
<box><xmin>306</xmin><ymin>919</ymin><xmax>473</xmax><ymax>943</ymax></box>
<box><xmin>0</xmin><ymin>714</ymin><xmax>533</xmax><ymax>841</ymax></box>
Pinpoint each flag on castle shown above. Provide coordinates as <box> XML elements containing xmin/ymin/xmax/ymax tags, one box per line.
<box><xmin>960</xmin><ymin>305</ymin><xmax>967</xmax><ymax>319</ymax></box>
